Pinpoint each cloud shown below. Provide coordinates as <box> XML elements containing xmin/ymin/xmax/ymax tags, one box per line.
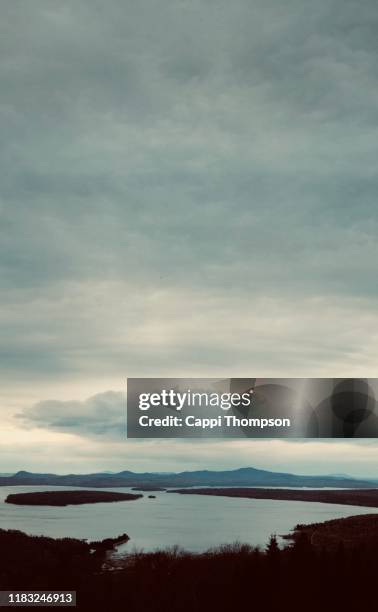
<box><xmin>13</xmin><ymin>388</ymin><xmax>378</xmax><ymax>479</ymax></box>
<box><xmin>1</xmin><ymin>285</ymin><xmax>378</xmax><ymax>386</ymax></box>
<box><xmin>7</xmin><ymin>412</ymin><xmax>378</xmax><ymax>478</ymax></box>
<box><xmin>16</xmin><ymin>391</ymin><xmax>126</xmax><ymax>439</ymax></box>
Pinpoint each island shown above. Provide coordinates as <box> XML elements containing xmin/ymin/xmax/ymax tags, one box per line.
<box><xmin>5</xmin><ymin>490</ymin><xmax>143</xmax><ymax>506</ymax></box>
<box><xmin>169</xmin><ymin>487</ymin><xmax>378</xmax><ymax>507</ymax></box>
<box><xmin>131</xmin><ymin>486</ymin><xmax>166</xmax><ymax>492</ymax></box>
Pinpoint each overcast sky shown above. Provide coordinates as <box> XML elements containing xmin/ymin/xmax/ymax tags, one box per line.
<box><xmin>1</xmin><ymin>0</ymin><xmax>377</xmax><ymax>476</ymax></box>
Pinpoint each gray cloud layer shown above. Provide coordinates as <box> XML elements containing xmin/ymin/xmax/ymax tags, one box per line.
<box><xmin>1</xmin><ymin>1</ymin><xmax>378</xmax><ymax>384</ymax></box>
<box><xmin>16</xmin><ymin>391</ymin><xmax>126</xmax><ymax>438</ymax></box>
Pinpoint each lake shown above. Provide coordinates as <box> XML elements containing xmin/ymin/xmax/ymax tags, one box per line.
<box><xmin>0</xmin><ymin>485</ymin><xmax>375</xmax><ymax>553</ymax></box>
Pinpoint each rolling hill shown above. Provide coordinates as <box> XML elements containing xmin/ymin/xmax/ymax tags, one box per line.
<box><xmin>0</xmin><ymin>467</ymin><xmax>376</xmax><ymax>489</ymax></box>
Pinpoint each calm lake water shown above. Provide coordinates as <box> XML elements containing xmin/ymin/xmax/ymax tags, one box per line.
<box><xmin>0</xmin><ymin>485</ymin><xmax>375</xmax><ymax>553</ymax></box>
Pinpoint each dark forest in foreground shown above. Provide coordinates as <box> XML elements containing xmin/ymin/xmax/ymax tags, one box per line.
<box><xmin>0</xmin><ymin>514</ymin><xmax>377</xmax><ymax>611</ymax></box>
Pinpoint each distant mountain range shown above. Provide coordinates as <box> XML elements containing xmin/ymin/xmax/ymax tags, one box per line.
<box><xmin>0</xmin><ymin>467</ymin><xmax>376</xmax><ymax>489</ymax></box>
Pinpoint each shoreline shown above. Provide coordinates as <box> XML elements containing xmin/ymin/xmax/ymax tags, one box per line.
<box><xmin>284</xmin><ymin>513</ymin><xmax>378</xmax><ymax>550</ymax></box>
<box><xmin>169</xmin><ymin>487</ymin><xmax>378</xmax><ymax>507</ymax></box>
